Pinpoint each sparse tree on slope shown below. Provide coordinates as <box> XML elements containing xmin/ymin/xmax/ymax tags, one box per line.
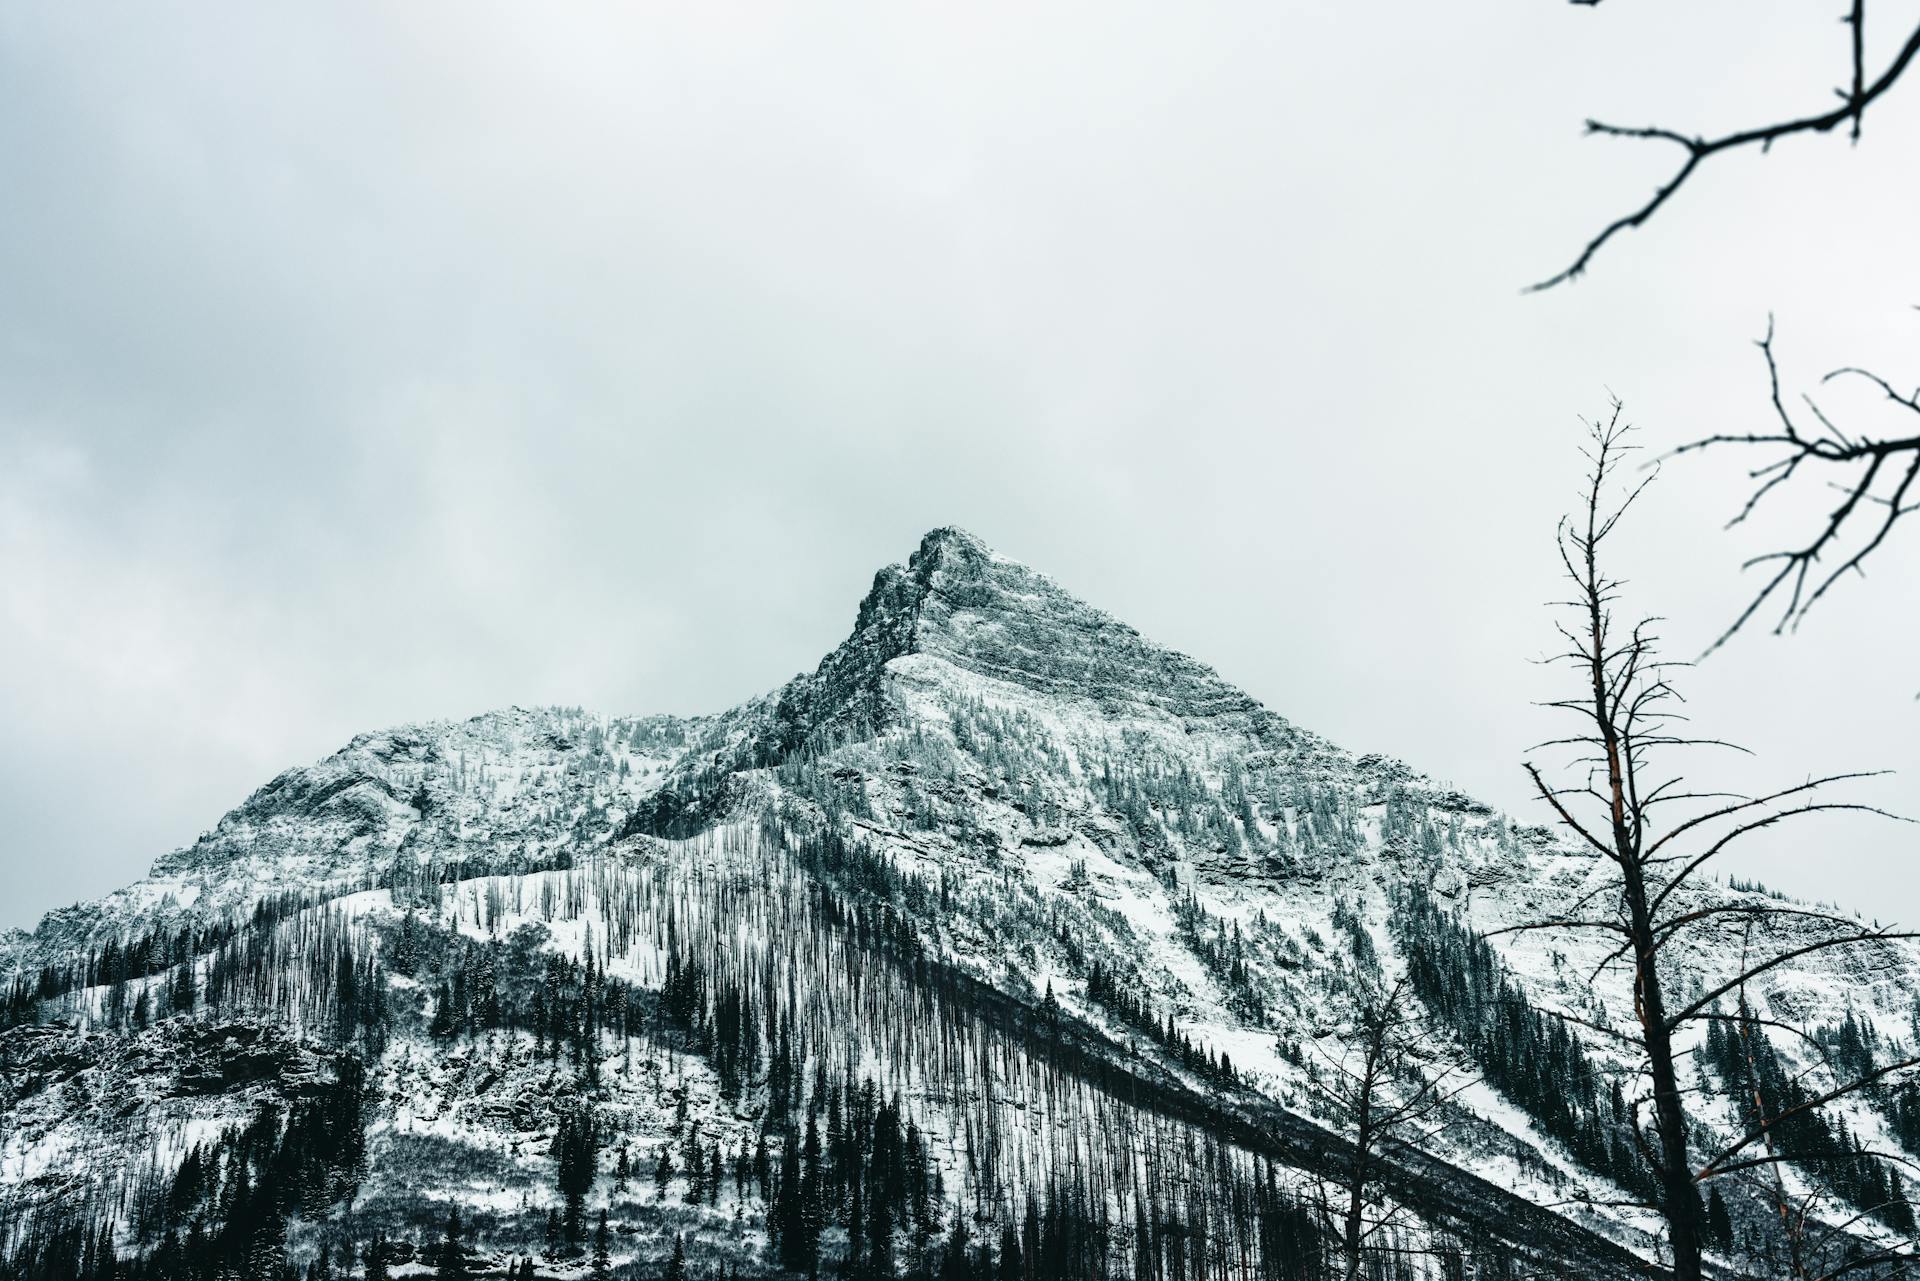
<box><xmin>1309</xmin><ymin>977</ymin><xmax>1469</xmax><ymax>1281</ymax></box>
<box><xmin>435</xmin><ymin>1206</ymin><xmax>470</xmax><ymax>1280</ymax></box>
<box><xmin>590</xmin><ymin>1209</ymin><xmax>612</xmax><ymax>1281</ymax></box>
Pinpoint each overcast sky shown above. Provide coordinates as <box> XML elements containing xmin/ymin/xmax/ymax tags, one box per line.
<box><xmin>3</xmin><ymin>2</ymin><xmax>1917</xmax><ymax>933</ymax></box>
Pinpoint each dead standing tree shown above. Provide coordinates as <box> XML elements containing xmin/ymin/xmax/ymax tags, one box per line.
<box><xmin>1502</xmin><ymin>404</ymin><xmax>1917</xmax><ymax>1281</ymax></box>
<box><xmin>1307</xmin><ymin>976</ymin><xmax>1472</xmax><ymax>1281</ymax></box>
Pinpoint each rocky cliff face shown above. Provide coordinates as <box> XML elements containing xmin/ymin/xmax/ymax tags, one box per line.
<box><xmin>3</xmin><ymin>529</ymin><xmax>1913</xmax><ymax>1280</ymax></box>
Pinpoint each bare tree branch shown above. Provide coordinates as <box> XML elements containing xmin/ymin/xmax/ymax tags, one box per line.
<box><xmin>1671</xmin><ymin>320</ymin><xmax>1920</xmax><ymax>651</ymax></box>
<box><xmin>1532</xmin><ymin>12</ymin><xmax>1920</xmax><ymax>289</ymax></box>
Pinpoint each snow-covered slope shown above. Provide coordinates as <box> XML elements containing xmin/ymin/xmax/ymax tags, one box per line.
<box><xmin>4</xmin><ymin>527</ymin><xmax>1914</xmax><ymax>1280</ymax></box>
<box><xmin>9</xmin><ymin>708</ymin><xmax>697</xmax><ymax>957</ymax></box>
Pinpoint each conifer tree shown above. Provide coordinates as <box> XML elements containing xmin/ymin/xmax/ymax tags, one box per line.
<box><xmin>435</xmin><ymin>1206</ymin><xmax>469</xmax><ymax>1280</ymax></box>
<box><xmin>655</xmin><ymin>1146</ymin><xmax>675</xmax><ymax>1198</ymax></box>
<box><xmin>590</xmin><ymin>1209</ymin><xmax>612</xmax><ymax>1281</ymax></box>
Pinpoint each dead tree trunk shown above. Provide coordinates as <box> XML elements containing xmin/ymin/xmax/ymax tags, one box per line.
<box><xmin>1508</xmin><ymin>403</ymin><xmax>1915</xmax><ymax>1280</ymax></box>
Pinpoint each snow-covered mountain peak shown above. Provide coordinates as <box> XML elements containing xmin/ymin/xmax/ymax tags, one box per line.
<box><xmin>858</xmin><ymin>527</ymin><xmax>1319</xmax><ymax>743</ymax></box>
<box><xmin>8</xmin><ymin>526</ymin><xmax>1920</xmax><ymax>1280</ymax></box>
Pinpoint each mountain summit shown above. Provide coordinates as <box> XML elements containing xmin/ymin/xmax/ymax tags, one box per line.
<box><xmin>3</xmin><ymin>528</ymin><xmax>1914</xmax><ymax>1279</ymax></box>
<box><xmin>869</xmin><ymin>526</ymin><xmax>1296</xmax><ymax>727</ymax></box>
<box><xmin>628</xmin><ymin>528</ymin><xmax>1331</xmax><ymax>841</ymax></box>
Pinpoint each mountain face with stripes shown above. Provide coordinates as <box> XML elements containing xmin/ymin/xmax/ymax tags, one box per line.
<box><xmin>4</xmin><ymin>527</ymin><xmax>1917</xmax><ymax>1280</ymax></box>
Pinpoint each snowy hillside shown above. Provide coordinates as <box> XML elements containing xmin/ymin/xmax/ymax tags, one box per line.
<box><xmin>4</xmin><ymin>527</ymin><xmax>1915</xmax><ymax>1280</ymax></box>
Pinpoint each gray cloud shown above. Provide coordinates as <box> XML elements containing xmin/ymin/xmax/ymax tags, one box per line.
<box><xmin>3</xmin><ymin>1</ymin><xmax>1916</xmax><ymax>929</ymax></box>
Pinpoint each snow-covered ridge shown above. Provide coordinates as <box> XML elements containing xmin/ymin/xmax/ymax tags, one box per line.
<box><xmin>3</xmin><ymin>708</ymin><xmax>700</xmax><ymax>967</ymax></box>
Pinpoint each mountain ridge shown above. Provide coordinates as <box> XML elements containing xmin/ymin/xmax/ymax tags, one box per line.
<box><xmin>4</xmin><ymin>524</ymin><xmax>1425</xmax><ymax>955</ymax></box>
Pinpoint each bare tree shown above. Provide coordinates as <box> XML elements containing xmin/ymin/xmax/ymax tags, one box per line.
<box><xmin>1308</xmin><ymin>976</ymin><xmax>1471</xmax><ymax>1281</ymax></box>
<box><xmin>1669</xmin><ymin>319</ymin><xmax>1920</xmax><ymax>655</ymax></box>
<box><xmin>1503</xmin><ymin>404</ymin><xmax>1917</xmax><ymax>1281</ymax></box>
<box><xmin>1532</xmin><ymin>4</ymin><xmax>1920</xmax><ymax>291</ymax></box>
